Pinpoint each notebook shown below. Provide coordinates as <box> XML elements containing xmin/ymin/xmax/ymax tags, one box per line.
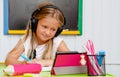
<box><xmin>51</xmin><ymin>51</ymin><xmax>88</xmax><ymax>75</ymax></box>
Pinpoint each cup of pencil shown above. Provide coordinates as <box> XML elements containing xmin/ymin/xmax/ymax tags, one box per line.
<box><xmin>87</xmin><ymin>54</ymin><xmax>106</xmax><ymax>76</ymax></box>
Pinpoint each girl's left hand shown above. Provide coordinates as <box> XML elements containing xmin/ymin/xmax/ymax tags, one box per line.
<box><xmin>27</xmin><ymin>59</ymin><xmax>53</xmax><ymax>67</ymax></box>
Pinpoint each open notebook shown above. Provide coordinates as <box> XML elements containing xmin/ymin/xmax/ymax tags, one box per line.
<box><xmin>42</xmin><ymin>66</ymin><xmax>52</xmax><ymax>71</ymax></box>
<box><xmin>51</xmin><ymin>51</ymin><xmax>88</xmax><ymax>75</ymax></box>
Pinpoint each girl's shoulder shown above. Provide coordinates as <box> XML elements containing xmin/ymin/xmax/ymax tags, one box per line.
<box><xmin>21</xmin><ymin>35</ymin><xmax>31</xmax><ymax>42</ymax></box>
<box><xmin>53</xmin><ymin>37</ymin><xmax>63</xmax><ymax>46</ymax></box>
<box><xmin>53</xmin><ymin>37</ymin><xmax>63</xmax><ymax>42</ymax></box>
<box><xmin>20</xmin><ymin>35</ymin><xmax>31</xmax><ymax>47</ymax></box>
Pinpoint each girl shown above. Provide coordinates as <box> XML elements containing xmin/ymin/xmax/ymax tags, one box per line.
<box><xmin>5</xmin><ymin>2</ymin><xmax>70</xmax><ymax>66</ymax></box>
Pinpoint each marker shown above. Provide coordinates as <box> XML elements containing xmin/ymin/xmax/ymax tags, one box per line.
<box><xmin>20</xmin><ymin>54</ymin><xmax>32</xmax><ymax>62</ymax></box>
<box><xmin>96</xmin><ymin>50</ymin><xmax>105</xmax><ymax>66</ymax></box>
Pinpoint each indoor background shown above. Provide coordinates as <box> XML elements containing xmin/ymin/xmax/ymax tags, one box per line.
<box><xmin>0</xmin><ymin>0</ymin><xmax>120</xmax><ymax>77</ymax></box>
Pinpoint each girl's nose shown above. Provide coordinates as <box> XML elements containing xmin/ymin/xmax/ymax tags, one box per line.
<box><xmin>45</xmin><ymin>29</ymin><xmax>51</xmax><ymax>35</ymax></box>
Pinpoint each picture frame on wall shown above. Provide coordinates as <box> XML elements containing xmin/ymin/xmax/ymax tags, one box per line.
<box><xmin>4</xmin><ymin>0</ymin><xmax>83</xmax><ymax>35</ymax></box>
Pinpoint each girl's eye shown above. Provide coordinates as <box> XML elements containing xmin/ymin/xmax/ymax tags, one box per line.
<box><xmin>42</xmin><ymin>25</ymin><xmax>47</xmax><ymax>28</ymax></box>
<box><xmin>51</xmin><ymin>28</ymin><xmax>58</xmax><ymax>32</ymax></box>
<box><xmin>52</xmin><ymin>29</ymin><xmax>56</xmax><ymax>31</ymax></box>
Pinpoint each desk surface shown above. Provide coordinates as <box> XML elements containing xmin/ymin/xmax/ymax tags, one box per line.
<box><xmin>0</xmin><ymin>63</ymin><xmax>115</xmax><ymax>77</ymax></box>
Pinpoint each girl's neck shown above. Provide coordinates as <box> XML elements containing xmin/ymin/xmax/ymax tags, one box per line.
<box><xmin>37</xmin><ymin>39</ymin><xmax>48</xmax><ymax>45</ymax></box>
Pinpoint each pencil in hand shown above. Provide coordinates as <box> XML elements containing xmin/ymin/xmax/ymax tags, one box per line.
<box><xmin>20</xmin><ymin>54</ymin><xmax>32</xmax><ymax>62</ymax></box>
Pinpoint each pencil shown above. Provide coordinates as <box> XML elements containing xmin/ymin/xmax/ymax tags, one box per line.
<box><xmin>20</xmin><ymin>54</ymin><xmax>32</xmax><ymax>62</ymax></box>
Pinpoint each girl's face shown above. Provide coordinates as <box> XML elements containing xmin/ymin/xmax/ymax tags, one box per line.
<box><xmin>36</xmin><ymin>17</ymin><xmax>60</xmax><ymax>44</ymax></box>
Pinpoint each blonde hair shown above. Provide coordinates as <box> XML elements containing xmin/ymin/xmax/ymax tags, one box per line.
<box><xmin>22</xmin><ymin>2</ymin><xmax>64</xmax><ymax>60</ymax></box>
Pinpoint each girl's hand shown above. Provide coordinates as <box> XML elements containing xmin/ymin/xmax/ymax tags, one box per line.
<box><xmin>27</xmin><ymin>59</ymin><xmax>53</xmax><ymax>67</ymax></box>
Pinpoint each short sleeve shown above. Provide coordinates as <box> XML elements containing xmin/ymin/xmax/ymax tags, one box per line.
<box><xmin>20</xmin><ymin>35</ymin><xmax>31</xmax><ymax>56</ymax></box>
<box><xmin>52</xmin><ymin>37</ymin><xmax>63</xmax><ymax>58</ymax></box>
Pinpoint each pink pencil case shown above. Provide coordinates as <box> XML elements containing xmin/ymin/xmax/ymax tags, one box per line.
<box><xmin>4</xmin><ymin>63</ymin><xmax>42</xmax><ymax>76</ymax></box>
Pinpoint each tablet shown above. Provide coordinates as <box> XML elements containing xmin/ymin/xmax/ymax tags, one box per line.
<box><xmin>51</xmin><ymin>51</ymin><xmax>88</xmax><ymax>75</ymax></box>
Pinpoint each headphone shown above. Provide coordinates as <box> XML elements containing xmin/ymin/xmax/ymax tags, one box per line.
<box><xmin>30</xmin><ymin>5</ymin><xmax>66</xmax><ymax>37</ymax></box>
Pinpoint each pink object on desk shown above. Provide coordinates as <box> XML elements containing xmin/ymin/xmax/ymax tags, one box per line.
<box><xmin>4</xmin><ymin>63</ymin><xmax>42</xmax><ymax>76</ymax></box>
<box><xmin>86</xmin><ymin>40</ymin><xmax>104</xmax><ymax>76</ymax></box>
<box><xmin>55</xmin><ymin>54</ymin><xmax>82</xmax><ymax>66</ymax></box>
<box><xmin>51</xmin><ymin>52</ymin><xmax>88</xmax><ymax>75</ymax></box>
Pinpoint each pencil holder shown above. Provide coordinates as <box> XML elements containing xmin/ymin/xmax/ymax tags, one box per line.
<box><xmin>87</xmin><ymin>55</ymin><xmax>106</xmax><ymax>76</ymax></box>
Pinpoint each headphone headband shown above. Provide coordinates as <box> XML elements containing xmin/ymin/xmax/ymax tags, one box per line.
<box><xmin>32</xmin><ymin>5</ymin><xmax>59</xmax><ymax>17</ymax></box>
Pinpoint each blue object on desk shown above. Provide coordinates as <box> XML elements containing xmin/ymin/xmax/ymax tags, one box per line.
<box><xmin>20</xmin><ymin>54</ymin><xmax>32</xmax><ymax>62</ymax></box>
<box><xmin>96</xmin><ymin>50</ymin><xmax>105</xmax><ymax>66</ymax></box>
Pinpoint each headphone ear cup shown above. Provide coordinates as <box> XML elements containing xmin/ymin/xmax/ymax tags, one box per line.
<box><xmin>54</xmin><ymin>26</ymin><xmax>63</xmax><ymax>37</ymax></box>
<box><xmin>31</xmin><ymin>17</ymin><xmax>38</xmax><ymax>32</ymax></box>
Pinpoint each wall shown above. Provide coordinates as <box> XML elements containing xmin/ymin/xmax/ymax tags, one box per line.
<box><xmin>0</xmin><ymin>0</ymin><xmax>120</xmax><ymax>77</ymax></box>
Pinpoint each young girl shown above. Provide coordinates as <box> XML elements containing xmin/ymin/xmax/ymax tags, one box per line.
<box><xmin>5</xmin><ymin>2</ymin><xmax>70</xmax><ymax>66</ymax></box>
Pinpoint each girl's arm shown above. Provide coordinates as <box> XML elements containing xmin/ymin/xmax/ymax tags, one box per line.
<box><xmin>5</xmin><ymin>39</ymin><xmax>26</xmax><ymax>66</ymax></box>
<box><xmin>57</xmin><ymin>40</ymin><xmax>70</xmax><ymax>52</ymax></box>
<box><xmin>30</xmin><ymin>59</ymin><xmax>54</xmax><ymax>67</ymax></box>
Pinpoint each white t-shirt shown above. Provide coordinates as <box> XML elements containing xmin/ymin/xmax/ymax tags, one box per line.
<box><xmin>22</xmin><ymin>36</ymin><xmax>63</xmax><ymax>59</ymax></box>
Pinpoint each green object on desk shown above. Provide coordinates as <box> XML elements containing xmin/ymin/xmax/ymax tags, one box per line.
<box><xmin>0</xmin><ymin>63</ymin><xmax>6</xmax><ymax>76</ymax></box>
<box><xmin>0</xmin><ymin>63</ymin><xmax>115</xmax><ymax>77</ymax></box>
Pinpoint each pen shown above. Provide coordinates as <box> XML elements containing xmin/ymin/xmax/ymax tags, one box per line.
<box><xmin>96</xmin><ymin>50</ymin><xmax>105</xmax><ymax>66</ymax></box>
<box><xmin>20</xmin><ymin>54</ymin><xmax>32</xmax><ymax>62</ymax></box>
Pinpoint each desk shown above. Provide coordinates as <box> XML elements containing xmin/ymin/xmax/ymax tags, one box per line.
<box><xmin>0</xmin><ymin>63</ymin><xmax>115</xmax><ymax>77</ymax></box>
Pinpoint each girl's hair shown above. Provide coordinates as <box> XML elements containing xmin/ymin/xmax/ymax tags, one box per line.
<box><xmin>22</xmin><ymin>2</ymin><xmax>65</xmax><ymax>59</ymax></box>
